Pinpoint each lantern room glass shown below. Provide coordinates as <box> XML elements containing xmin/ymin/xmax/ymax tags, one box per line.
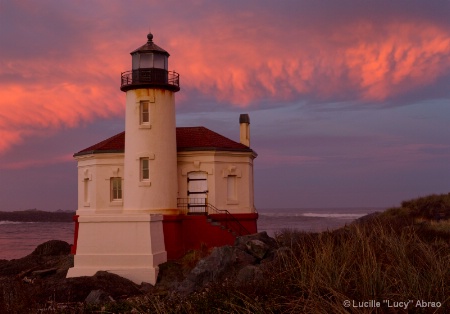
<box><xmin>132</xmin><ymin>53</ymin><xmax>167</xmax><ymax>70</ymax></box>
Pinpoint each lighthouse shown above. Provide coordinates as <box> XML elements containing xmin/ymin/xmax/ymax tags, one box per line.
<box><xmin>66</xmin><ymin>33</ymin><xmax>178</xmax><ymax>284</ymax></box>
<box><xmin>121</xmin><ymin>33</ymin><xmax>180</xmax><ymax>214</ymax></box>
<box><xmin>67</xmin><ymin>33</ymin><xmax>259</xmax><ymax>285</ymax></box>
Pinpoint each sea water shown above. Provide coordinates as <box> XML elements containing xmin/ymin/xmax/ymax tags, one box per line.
<box><xmin>0</xmin><ymin>208</ymin><xmax>381</xmax><ymax>260</ymax></box>
<box><xmin>257</xmin><ymin>207</ymin><xmax>381</xmax><ymax>237</ymax></box>
<box><xmin>0</xmin><ymin>221</ymin><xmax>74</xmax><ymax>260</ymax></box>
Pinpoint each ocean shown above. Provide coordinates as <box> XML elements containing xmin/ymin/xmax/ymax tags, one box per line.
<box><xmin>0</xmin><ymin>207</ymin><xmax>380</xmax><ymax>260</ymax></box>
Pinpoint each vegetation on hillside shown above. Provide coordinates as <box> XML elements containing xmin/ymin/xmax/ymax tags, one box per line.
<box><xmin>1</xmin><ymin>194</ymin><xmax>449</xmax><ymax>313</ymax></box>
<box><xmin>122</xmin><ymin>193</ymin><xmax>450</xmax><ymax>313</ymax></box>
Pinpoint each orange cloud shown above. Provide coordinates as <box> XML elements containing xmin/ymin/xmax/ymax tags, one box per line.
<box><xmin>168</xmin><ymin>19</ymin><xmax>450</xmax><ymax>105</ymax></box>
<box><xmin>0</xmin><ymin>82</ymin><xmax>124</xmax><ymax>155</ymax></box>
<box><xmin>1</xmin><ymin>12</ymin><xmax>450</xmax><ymax>156</ymax></box>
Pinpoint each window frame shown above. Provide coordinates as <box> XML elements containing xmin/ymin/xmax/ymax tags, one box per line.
<box><xmin>110</xmin><ymin>177</ymin><xmax>123</xmax><ymax>201</ymax></box>
<box><xmin>140</xmin><ymin>101</ymin><xmax>150</xmax><ymax>125</ymax></box>
<box><xmin>140</xmin><ymin>158</ymin><xmax>150</xmax><ymax>181</ymax></box>
<box><xmin>227</xmin><ymin>175</ymin><xmax>238</xmax><ymax>203</ymax></box>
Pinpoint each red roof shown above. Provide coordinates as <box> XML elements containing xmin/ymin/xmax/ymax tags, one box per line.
<box><xmin>74</xmin><ymin>127</ymin><xmax>253</xmax><ymax>156</ymax></box>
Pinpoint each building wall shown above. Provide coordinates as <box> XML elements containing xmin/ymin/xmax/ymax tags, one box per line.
<box><xmin>75</xmin><ymin>149</ymin><xmax>256</xmax><ymax>215</ymax></box>
<box><xmin>75</xmin><ymin>153</ymin><xmax>124</xmax><ymax>214</ymax></box>
<box><xmin>177</xmin><ymin>150</ymin><xmax>256</xmax><ymax>214</ymax></box>
<box><xmin>72</xmin><ymin>150</ymin><xmax>258</xmax><ymax>260</ymax></box>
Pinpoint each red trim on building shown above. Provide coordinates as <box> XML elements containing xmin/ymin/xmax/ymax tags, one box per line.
<box><xmin>71</xmin><ymin>215</ymin><xmax>79</xmax><ymax>254</ymax></box>
<box><xmin>163</xmin><ymin>213</ymin><xmax>258</xmax><ymax>260</ymax></box>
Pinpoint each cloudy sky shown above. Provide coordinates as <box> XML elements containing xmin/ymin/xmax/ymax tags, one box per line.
<box><xmin>1</xmin><ymin>0</ymin><xmax>450</xmax><ymax>211</ymax></box>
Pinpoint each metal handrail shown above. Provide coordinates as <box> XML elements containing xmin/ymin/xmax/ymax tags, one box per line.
<box><xmin>120</xmin><ymin>69</ymin><xmax>180</xmax><ymax>90</ymax></box>
<box><xmin>177</xmin><ymin>198</ymin><xmax>206</xmax><ymax>215</ymax></box>
<box><xmin>206</xmin><ymin>203</ymin><xmax>251</xmax><ymax>236</ymax></box>
<box><xmin>176</xmin><ymin>198</ymin><xmax>251</xmax><ymax>236</ymax></box>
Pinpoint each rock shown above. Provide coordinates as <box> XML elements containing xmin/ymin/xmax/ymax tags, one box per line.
<box><xmin>22</xmin><ymin>276</ymin><xmax>35</xmax><ymax>284</ymax></box>
<box><xmin>235</xmin><ymin>232</ymin><xmax>278</xmax><ymax>251</ymax></box>
<box><xmin>236</xmin><ymin>265</ymin><xmax>263</xmax><ymax>284</ymax></box>
<box><xmin>177</xmin><ymin>238</ymin><xmax>267</xmax><ymax>295</ymax></box>
<box><xmin>232</xmin><ymin>247</ymin><xmax>257</xmax><ymax>266</ymax></box>
<box><xmin>31</xmin><ymin>267</ymin><xmax>57</xmax><ymax>277</ymax></box>
<box><xmin>85</xmin><ymin>289</ymin><xmax>114</xmax><ymax>304</ymax></box>
<box><xmin>177</xmin><ymin>246</ymin><xmax>236</xmax><ymax>295</ymax></box>
<box><xmin>31</xmin><ymin>240</ymin><xmax>71</xmax><ymax>256</ymax></box>
<box><xmin>235</xmin><ymin>232</ymin><xmax>278</xmax><ymax>260</ymax></box>
<box><xmin>246</xmin><ymin>239</ymin><xmax>269</xmax><ymax>259</ymax></box>
<box><xmin>0</xmin><ymin>242</ymin><xmax>144</xmax><ymax>310</ymax></box>
<box><xmin>31</xmin><ymin>268</ymin><xmax>58</xmax><ymax>277</ymax></box>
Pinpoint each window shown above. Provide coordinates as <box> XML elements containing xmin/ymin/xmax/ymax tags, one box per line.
<box><xmin>227</xmin><ymin>175</ymin><xmax>237</xmax><ymax>202</ymax></box>
<box><xmin>141</xmin><ymin>158</ymin><xmax>150</xmax><ymax>181</ymax></box>
<box><xmin>140</xmin><ymin>101</ymin><xmax>149</xmax><ymax>124</ymax></box>
<box><xmin>110</xmin><ymin>177</ymin><xmax>122</xmax><ymax>201</ymax></box>
<box><xmin>83</xmin><ymin>178</ymin><xmax>90</xmax><ymax>205</ymax></box>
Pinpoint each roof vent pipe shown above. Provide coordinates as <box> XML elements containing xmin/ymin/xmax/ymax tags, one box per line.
<box><xmin>239</xmin><ymin>114</ymin><xmax>250</xmax><ymax>147</ymax></box>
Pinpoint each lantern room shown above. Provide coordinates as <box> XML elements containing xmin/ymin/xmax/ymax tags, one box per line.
<box><xmin>120</xmin><ymin>33</ymin><xmax>180</xmax><ymax>92</ymax></box>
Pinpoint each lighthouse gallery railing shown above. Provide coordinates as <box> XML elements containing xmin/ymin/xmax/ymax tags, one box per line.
<box><xmin>121</xmin><ymin>69</ymin><xmax>179</xmax><ymax>90</ymax></box>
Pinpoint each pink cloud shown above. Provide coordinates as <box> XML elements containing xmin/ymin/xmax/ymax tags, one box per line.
<box><xmin>1</xmin><ymin>3</ymin><xmax>450</xmax><ymax>155</ymax></box>
<box><xmin>168</xmin><ymin>19</ymin><xmax>450</xmax><ymax>105</ymax></box>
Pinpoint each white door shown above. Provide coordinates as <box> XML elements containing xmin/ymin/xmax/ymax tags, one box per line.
<box><xmin>187</xmin><ymin>172</ymin><xmax>208</xmax><ymax>213</ymax></box>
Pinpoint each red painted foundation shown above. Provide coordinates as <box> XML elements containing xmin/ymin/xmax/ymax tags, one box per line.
<box><xmin>71</xmin><ymin>215</ymin><xmax>79</xmax><ymax>254</ymax></box>
<box><xmin>162</xmin><ymin>213</ymin><xmax>258</xmax><ymax>260</ymax></box>
<box><xmin>71</xmin><ymin>213</ymin><xmax>258</xmax><ymax>260</ymax></box>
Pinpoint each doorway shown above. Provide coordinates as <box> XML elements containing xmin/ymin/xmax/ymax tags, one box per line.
<box><xmin>187</xmin><ymin>172</ymin><xmax>208</xmax><ymax>214</ymax></box>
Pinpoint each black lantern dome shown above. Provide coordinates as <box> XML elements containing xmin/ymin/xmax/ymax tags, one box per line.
<box><xmin>120</xmin><ymin>33</ymin><xmax>180</xmax><ymax>92</ymax></box>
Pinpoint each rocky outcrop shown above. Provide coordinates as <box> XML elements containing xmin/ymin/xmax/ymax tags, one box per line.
<box><xmin>85</xmin><ymin>289</ymin><xmax>114</xmax><ymax>304</ymax></box>
<box><xmin>0</xmin><ymin>240</ymin><xmax>73</xmax><ymax>279</ymax></box>
<box><xmin>177</xmin><ymin>231</ymin><xmax>281</xmax><ymax>295</ymax></box>
<box><xmin>0</xmin><ymin>240</ymin><xmax>143</xmax><ymax>312</ymax></box>
<box><xmin>0</xmin><ymin>232</ymin><xmax>285</xmax><ymax>310</ymax></box>
<box><xmin>31</xmin><ymin>240</ymin><xmax>71</xmax><ymax>256</ymax></box>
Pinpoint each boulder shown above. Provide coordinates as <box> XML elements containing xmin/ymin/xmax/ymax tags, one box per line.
<box><xmin>245</xmin><ymin>239</ymin><xmax>270</xmax><ymax>259</ymax></box>
<box><xmin>235</xmin><ymin>231</ymin><xmax>278</xmax><ymax>260</ymax></box>
<box><xmin>31</xmin><ymin>268</ymin><xmax>58</xmax><ymax>277</ymax></box>
<box><xmin>31</xmin><ymin>240</ymin><xmax>71</xmax><ymax>256</ymax></box>
<box><xmin>236</xmin><ymin>265</ymin><xmax>263</xmax><ymax>284</ymax></box>
<box><xmin>232</xmin><ymin>247</ymin><xmax>257</xmax><ymax>266</ymax></box>
<box><xmin>177</xmin><ymin>246</ymin><xmax>234</xmax><ymax>294</ymax></box>
<box><xmin>235</xmin><ymin>232</ymin><xmax>278</xmax><ymax>251</ymax></box>
<box><xmin>177</xmin><ymin>232</ymin><xmax>280</xmax><ymax>295</ymax></box>
<box><xmin>85</xmin><ymin>289</ymin><xmax>114</xmax><ymax>304</ymax></box>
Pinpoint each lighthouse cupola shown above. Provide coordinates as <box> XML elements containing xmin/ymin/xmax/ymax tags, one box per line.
<box><xmin>121</xmin><ymin>32</ymin><xmax>180</xmax><ymax>92</ymax></box>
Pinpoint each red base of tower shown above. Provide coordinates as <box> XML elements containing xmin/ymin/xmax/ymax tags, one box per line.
<box><xmin>71</xmin><ymin>213</ymin><xmax>258</xmax><ymax>260</ymax></box>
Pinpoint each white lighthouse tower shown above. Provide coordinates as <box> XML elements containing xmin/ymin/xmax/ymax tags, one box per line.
<box><xmin>67</xmin><ymin>33</ymin><xmax>179</xmax><ymax>284</ymax></box>
<box><xmin>121</xmin><ymin>33</ymin><xmax>180</xmax><ymax>214</ymax></box>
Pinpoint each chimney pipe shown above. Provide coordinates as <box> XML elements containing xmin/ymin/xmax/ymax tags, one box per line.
<box><xmin>239</xmin><ymin>114</ymin><xmax>250</xmax><ymax>147</ymax></box>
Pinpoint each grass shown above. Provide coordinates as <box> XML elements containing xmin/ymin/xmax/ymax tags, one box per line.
<box><xmin>125</xmin><ymin>193</ymin><xmax>450</xmax><ymax>313</ymax></box>
<box><xmin>3</xmin><ymin>193</ymin><xmax>450</xmax><ymax>313</ymax></box>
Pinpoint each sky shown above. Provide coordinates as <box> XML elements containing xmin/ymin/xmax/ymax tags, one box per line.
<box><xmin>1</xmin><ymin>0</ymin><xmax>450</xmax><ymax>211</ymax></box>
